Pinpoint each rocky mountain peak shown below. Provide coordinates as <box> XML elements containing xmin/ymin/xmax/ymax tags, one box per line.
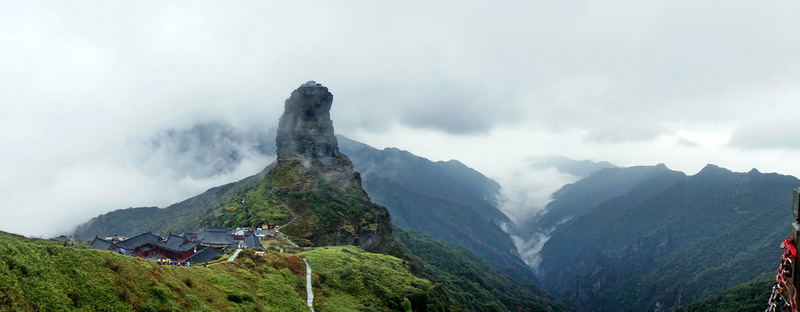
<box><xmin>261</xmin><ymin>82</ymin><xmax>397</xmax><ymax>254</ymax></box>
<box><xmin>276</xmin><ymin>81</ymin><xmax>340</xmax><ymax>164</ymax></box>
<box><xmin>694</xmin><ymin>163</ymin><xmax>733</xmax><ymax>177</ymax></box>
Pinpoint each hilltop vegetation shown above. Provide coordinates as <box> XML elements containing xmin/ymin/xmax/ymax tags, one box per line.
<box><xmin>675</xmin><ymin>280</ymin><xmax>772</xmax><ymax>312</ymax></box>
<box><xmin>301</xmin><ymin>246</ymin><xmax>449</xmax><ymax>311</ymax></box>
<box><xmin>202</xmin><ymin>155</ymin><xmax>398</xmax><ymax>255</ymax></box>
<box><xmin>0</xmin><ymin>231</ymin><xmax>305</xmax><ymax>311</ymax></box>
<box><xmin>202</xmin><ymin>168</ymin><xmax>293</xmax><ymax>227</ymax></box>
<box><xmin>0</xmin><ymin>231</ymin><xmax>449</xmax><ymax>312</ymax></box>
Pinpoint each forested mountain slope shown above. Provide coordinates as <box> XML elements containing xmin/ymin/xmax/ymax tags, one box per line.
<box><xmin>395</xmin><ymin>228</ymin><xmax>572</xmax><ymax>312</ymax></box>
<box><xmin>75</xmin><ymin>166</ymin><xmax>270</xmax><ymax>241</ymax></box>
<box><xmin>535</xmin><ymin>164</ymin><xmax>799</xmax><ymax>311</ymax></box>
<box><xmin>339</xmin><ymin>136</ymin><xmax>532</xmax><ymax>281</ymax></box>
<box><xmin>674</xmin><ymin>280</ymin><xmax>771</xmax><ymax>312</ymax></box>
<box><xmin>518</xmin><ymin>164</ymin><xmax>681</xmax><ymax>237</ymax></box>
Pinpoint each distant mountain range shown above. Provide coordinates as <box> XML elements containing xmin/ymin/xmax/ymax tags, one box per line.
<box><xmin>516</xmin><ymin>163</ymin><xmax>677</xmax><ymax>238</ymax></box>
<box><xmin>527</xmin><ymin>155</ymin><xmax>616</xmax><ymax>178</ymax></box>
<box><xmin>338</xmin><ymin>136</ymin><xmax>533</xmax><ymax>281</ymax></box>
<box><xmin>527</xmin><ymin>163</ymin><xmax>799</xmax><ymax>311</ymax></box>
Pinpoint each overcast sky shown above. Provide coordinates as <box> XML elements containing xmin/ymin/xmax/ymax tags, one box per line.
<box><xmin>2</xmin><ymin>1</ymin><xmax>800</xmax><ymax>237</ymax></box>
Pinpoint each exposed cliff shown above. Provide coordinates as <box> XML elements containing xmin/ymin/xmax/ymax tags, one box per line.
<box><xmin>276</xmin><ymin>81</ymin><xmax>340</xmax><ymax>164</ymax></box>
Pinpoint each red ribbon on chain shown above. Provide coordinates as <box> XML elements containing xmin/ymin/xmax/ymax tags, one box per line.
<box><xmin>768</xmin><ymin>237</ymin><xmax>800</xmax><ymax>312</ymax></box>
<box><xmin>786</xmin><ymin>237</ymin><xmax>797</xmax><ymax>260</ymax></box>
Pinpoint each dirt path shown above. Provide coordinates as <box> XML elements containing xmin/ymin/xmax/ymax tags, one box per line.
<box><xmin>268</xmin><ymin>188</ymin><xmax>301</xmax><ymax>248</ymax></box>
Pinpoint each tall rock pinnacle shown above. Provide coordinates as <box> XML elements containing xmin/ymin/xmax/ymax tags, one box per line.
<box><xmin>265</xmin><ymin>81</ymin><xmax>397</xmax><ymax>254</ymax></box>
<box><xmin>276</xmin><ymin>81</ymin><xmax>340</xmax><ymax>164</ymax></box>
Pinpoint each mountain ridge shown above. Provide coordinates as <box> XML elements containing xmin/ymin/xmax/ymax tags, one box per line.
<box><xmin>532</xmin><ymin>163</ymin><xmax>799</xmax><ymax>311</ymax></box>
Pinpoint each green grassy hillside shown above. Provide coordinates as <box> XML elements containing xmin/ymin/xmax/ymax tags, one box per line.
<box><xmin>0</xmin><ymin>231</ymin><xmax>448</xmax><ymax>312</ymax></box>
<box><xmin>301</xmin><ymin>246</ymin><xmax>449</xmax><ymax>311</ymax></box>
<box><xmin>675</xmin><ymin>280</ymin><xmax>772</xmax><ymax>312</ymax></box>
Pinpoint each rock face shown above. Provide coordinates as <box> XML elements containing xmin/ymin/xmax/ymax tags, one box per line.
<box><xmin>276</xmin><ymin>81</ymin><xmax>340</xmax><ymax>165</ymax></box>
<box><xmin>268</xmin><ymin>81</ymin><xmax>398</xmax><ymax>254</ymax></box>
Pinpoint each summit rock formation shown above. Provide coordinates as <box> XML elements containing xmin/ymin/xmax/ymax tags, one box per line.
<box><xmin>221</xmin><ymin>81</ymin><xmax>396</xmax><ymax>253</ymax></box>
<box><xmin>276</xmin><ymin>81</ymin><xmax>340</xmax><ymax>164</ymax></box>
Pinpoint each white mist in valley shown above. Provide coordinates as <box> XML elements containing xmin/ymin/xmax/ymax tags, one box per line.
<box><xmin>491</xmin><ymin>164</ymin><xmax>579</xmax><ymax>270</ymax></box>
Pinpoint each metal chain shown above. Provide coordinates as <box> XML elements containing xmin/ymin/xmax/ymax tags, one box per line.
<box><xmin>767</xmin><ymin>238</ymin><xmax>798</xmax><ymax>312</ymax></box>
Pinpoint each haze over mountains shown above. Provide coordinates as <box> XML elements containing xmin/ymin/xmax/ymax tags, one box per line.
<box><xmin>527</xmin><ymin>156</ymin><xmax>617</xmax><ymax>178</ymax></box>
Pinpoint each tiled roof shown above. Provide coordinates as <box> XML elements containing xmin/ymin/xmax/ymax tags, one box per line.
<box><xmin>90</xmin><ymin>236</ymin><xmax>113</xmax><ymax>250</ymax></box>
<box><xmin>116</xmin><ymin>231</ymin><xmax>162</xmax><ymax>250</ymax></box>
<box><xmin>201</xmin><ymin>230</ymin><xmax>234</xmax><ymax>246</ymax></box>
<box><xmin>185</xmin><ymin>247</ymin><xmax>222</xmax><ymax>263</ymax></box>
<box><xmin>155</xmin><ymin>234</ymin><xmax>198</xmax><ymax>253</ymax></box>
<box><xmin>243</xmin><ymin>233</ymin><xmax>263</xmax><ymax>248</ymax></box>
<box><xmin>90</xmin><ymin>227</ymin><xmax>262</xmax><ymax>255</ymax></box>
<box><xmin>183</xmin><ymin>232</ymin><xmax>201</xmax><ymax>242</ymax></box>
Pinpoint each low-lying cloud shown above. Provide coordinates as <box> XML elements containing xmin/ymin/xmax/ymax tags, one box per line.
<box><xmin>492</xmin><ymin>156</ymin><xmax>618</xmax><ymax>270</ymax></box>
<box><xmin>494</xmin><ymin>167</ymin><xmax>578</xmax><ymax>225</ymax></box>
<box><xmin>130</xmin><ymin>121</ymin><xmax>276</xmax><ymax>179</ymax></box>
<box><xmin>491</xmin><ymin>163</ymin><xmax>577</xmax><ymax>270</ymax></box>
<box><xmin>0</xmin><ymin>120</ymin><xmax>276</xmax><ymax>238</ymax></box>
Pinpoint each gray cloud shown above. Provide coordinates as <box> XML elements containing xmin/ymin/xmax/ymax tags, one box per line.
<box><xmin>399</xmin><ymin>94</ymin><xmax>515</xmax><ymax>135</ymax></box>
<box><xmin>729</xmin><ymin>122</ymin><xmax>800</xmax><ymax>150</ymax></box>
<box><xmin>2</xmin><ymin>1</ymin><xmax>798</xmax><ymax>139</ymax></box>
<box><xmin>584</xmin><ymin>124</ymin><xmax>669</xmax><ymax>143</ymax></box>
<box><xmin>677</xmin><ymin>138</ymin><xmax>700</xmax><ymax>148</ymax></box>
<box><xmin>495</xmin><ymin>167</ymin><xmax>578</xmax><ymax>226</ymax></box>
<box><xmin>130</xmin><ymin>122</ymin><xmax>276</xmax><ymax>179</ymax></box>
<box><xmin>330</xmin><ymin>80</ymin><xmax>522</xmax><ymax>135</ymax></box>
<box><xmin>9</xmin><ymin>119</ymin><xmax>277</xmax><ymax>238</ymax></box>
